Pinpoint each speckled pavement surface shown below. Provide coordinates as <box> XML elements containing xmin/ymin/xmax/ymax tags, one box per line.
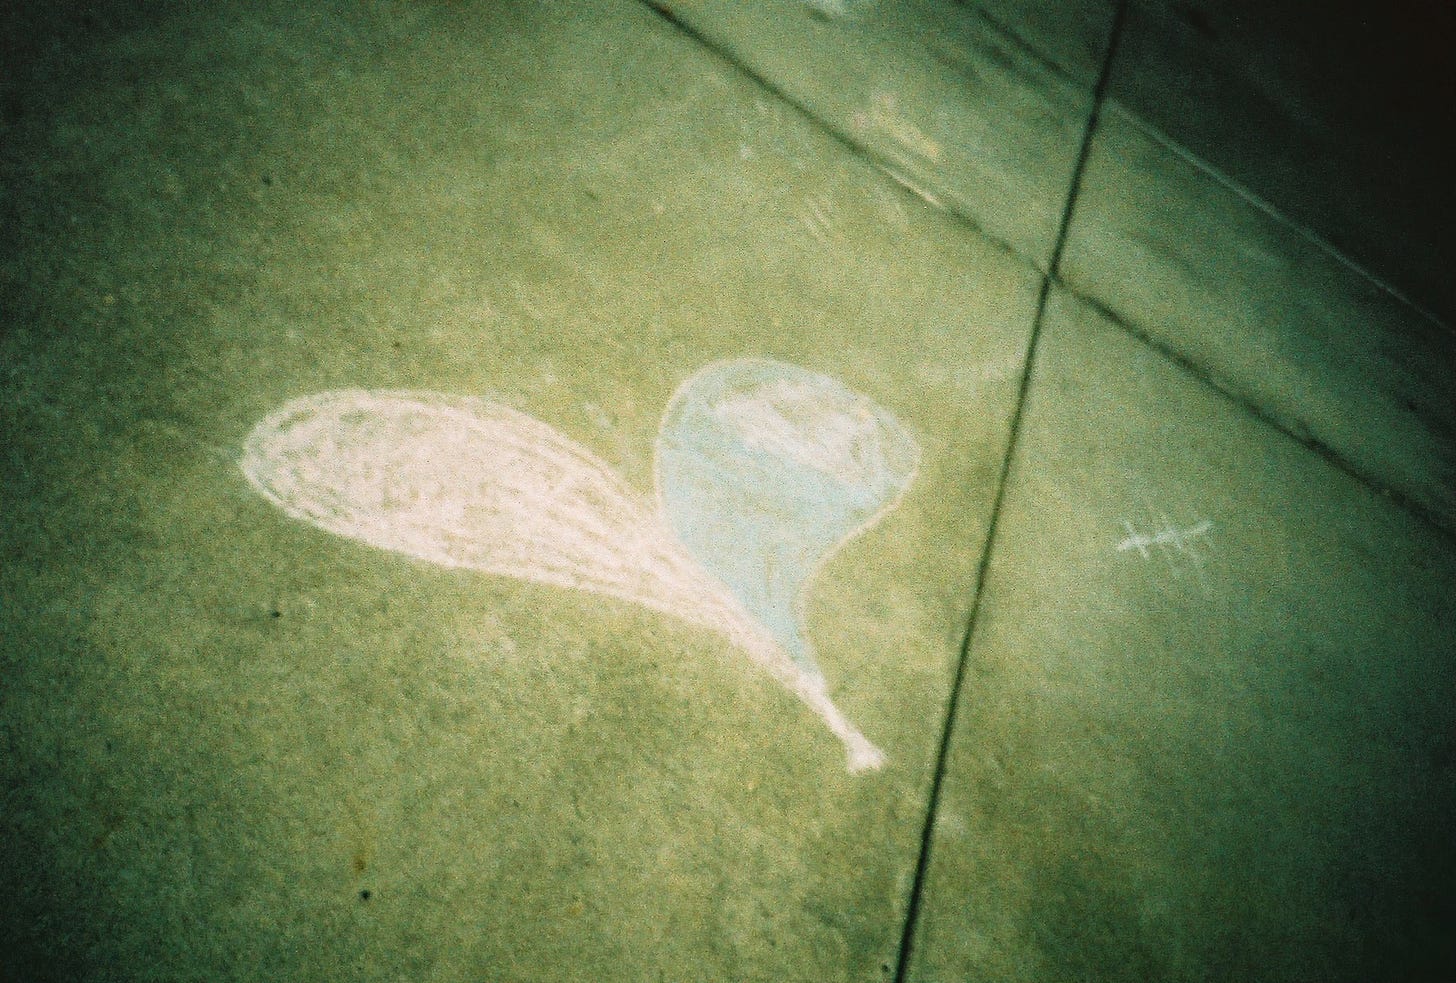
<box><xmin>3</xmin><ymin>1</ymin><xmax>1452</xmax><ymax>980</ymax></box>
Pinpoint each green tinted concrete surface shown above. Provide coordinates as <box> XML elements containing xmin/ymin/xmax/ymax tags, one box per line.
<box><xmin>1</xmin><ymin>1</ymin><xmax>1043</xmax><ymax>980</ymax></box>
<box><xmin>651</xmin><ymin>0</ymin><xmax>1100</xmax><ymax>269</ymax></box>
<box><xmin>908</xmin><ymin>288</ymin><xmax>1456</xmax><ymax>982</ymax></box>
<box><xmin>1110</xmin><ymin>0</ymin><xmax>1456</xmax><ymax>324</ymax></box>
<box><xmin>956</xmin><ymin>0</ymin><xmax>1118</xmax><ymax>86</ymax></box>
<box><xmin>1060</xmin><ymin>104</ymin><xmax>1456</xmax><ymax>535</ymax></box>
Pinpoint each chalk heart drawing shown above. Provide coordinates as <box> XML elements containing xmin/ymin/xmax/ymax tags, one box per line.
<box><xmin>240</xmin><ymin>358</ymin><xmax>920</xmax><ymax>773</ymax></box>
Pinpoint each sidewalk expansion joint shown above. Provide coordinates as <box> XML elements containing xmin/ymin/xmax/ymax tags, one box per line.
<box><xmin>891</xmin><ymin>0</ymin><xmax>1130</xmax><ymax>978</ymax></box>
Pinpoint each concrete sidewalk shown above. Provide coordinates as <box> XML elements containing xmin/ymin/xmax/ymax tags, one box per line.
<box><xmin>3</xmin><ymin>1</ymin><xmax>1453</xmax><ymax>980</ymax></box>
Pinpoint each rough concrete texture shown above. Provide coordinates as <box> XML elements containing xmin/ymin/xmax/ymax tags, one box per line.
<box><xmin>907</xmin><ymin>287</ymin><xmax>1456</xmax><ymax>982</ymax></box>
<box><xmin>3</xmin><ymin>1</ymin><xmax>1040</xmax><ymax>979</ymax></box>
<box><xmin>1110</xmin><ymin>0</ymin><xmax>1456</xmax><ymax>324</ymax></box>
<box><xmin>3</xmin><ymin>0</ymin><xmax>1454</xmax><ymax>981</ymax></box>
<box><xmin>1060</xmin><ymin>104</ymin><xmax>1456</xmax><ymax>534</ymax></box>
<box><xmin>653</xmin><ymin>0</ymin><xmax>1096</xmax><ymax>267</ymax></box>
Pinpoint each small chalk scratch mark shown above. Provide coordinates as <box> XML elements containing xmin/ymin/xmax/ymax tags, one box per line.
<box><xmin>796</xmin><ymin>192</ymin><xmax>838</xmax><ymax>245</ymax></box>
<box><xmin>511</xmin><ymin>279</ymin><xmax>547</xmax><ymax>321</ymax></box>
<box><xmin>878</xmin><ymin>165</ymin><xmax>947</xmax><ymax>213</ymax></box>
<box><xmin>1116</xmin><ymin>515</ymin><xmax>1215</xmax><ymax>593</ymax></box>
<box><xmin>1116</xmin><ymin>518</ymin><xmax>1212</xmax><ymax>558</ymax></box>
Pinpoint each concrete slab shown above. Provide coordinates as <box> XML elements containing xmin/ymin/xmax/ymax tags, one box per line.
<box><xmin>958</xmin><ymin>0</ymin><xmax>1119</xmax><ymax>85</ymax></box>
<box><xmin>907</xmin><ymin>286</ymin><xmax>1456</xmax><ymax>982</ymax></box>
<box><xmin>646</xmin><ymin>0</ymin><xmax>1102</xmax><ymax>268</ymax></box>
<box><xmin>1108</xmin><ymin>0</ymin><xmax>1456</xmax><ymax>324</ymax></box>
<box><xmin>1</xmin><ymin>0</ymin><xmax>1042</xmax><ymax>979</ymax></box>
<box><xmin>1060</xmin><ymin>103</ymin><xmax>1456</xmax><ymax>535</ymax></box>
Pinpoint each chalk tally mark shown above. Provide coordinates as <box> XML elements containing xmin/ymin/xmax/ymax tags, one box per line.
<box><xmin>239</xmin><ymin>359</ymin><xmax>921</xmax><ymax>772</ymax></box>
<box><xmin>1116</xmin><ymin>514</ymin><xmax>1214</xmax><ymax>592</ymax></box>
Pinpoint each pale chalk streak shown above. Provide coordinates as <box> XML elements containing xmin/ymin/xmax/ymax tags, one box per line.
<box><xmin>1116</xmin><ymin>517</ymin><xmax>1215</xmax><ymax>595</ymax></box>
<box><xmin>712</xmin><ymin>378</ymin><xmax>901</xmax><ymax>491</ymax></box>
<box><xmin>1116</xmin><ymin>519</ymin><xmax>1214</xmax><ymax>558</ymax></box>
<box><xmin>510</xmin><ymin>280</ymin><xmax>547</xmax><ymax>321</ymax></box>
<box><xmin>795</xmin><ymin>193</ymin><xmax>838</xmax><ymax>246</ymax></box>
<box><xmin>878</xmin><ymin>165</ymin><xmax>947</xmax><ymax>212</ymax></box>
